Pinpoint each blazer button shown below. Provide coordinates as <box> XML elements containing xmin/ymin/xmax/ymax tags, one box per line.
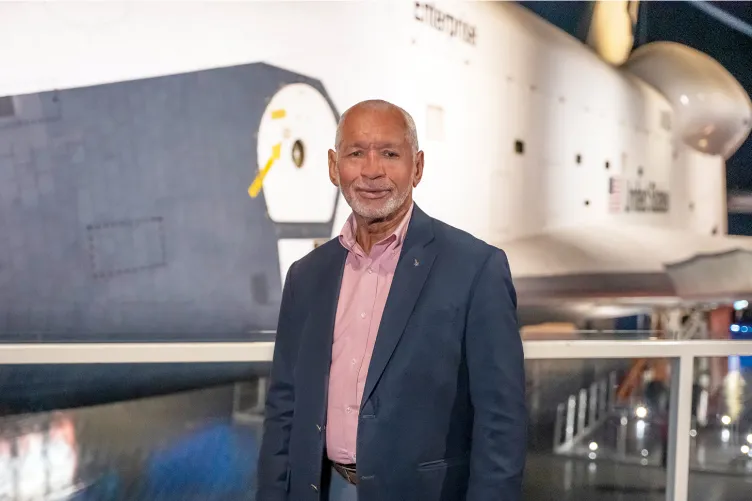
<box><xmin>310</xmin><ymin>484</ymin><xmax>318</xmax><ymax>492</ymax></box>
<box><xmin>316</xmin><ymin>424</ymin><xmax>321</xmax><ymax>432</ymax></box>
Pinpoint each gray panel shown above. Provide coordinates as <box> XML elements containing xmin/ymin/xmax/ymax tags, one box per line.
<box><xmin>0</xmin><ymin>62</ymin><xmax>340</xmax><ymax>339</ymax></box>
<box><xmin>666</xmin><ymin>249</ymin><xmax>752</xmax><ymax>298</ymax></box>
<box><xmin>515</xmin><ymin>272</ymin><xmax>677</xmax><ymax>300</ymax></box>
<box><xmin>87</xmin><ymin>217</ymin><xmax>167</xmax><ymax>278</ymax></box>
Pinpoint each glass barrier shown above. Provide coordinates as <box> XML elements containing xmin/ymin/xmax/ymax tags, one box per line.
<box><xmin>0</xmin><ymin>338</ymin><xmax>751</xmax><ymax>500</ymax></box>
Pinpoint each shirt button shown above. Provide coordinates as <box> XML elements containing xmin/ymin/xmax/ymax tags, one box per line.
<box><xmin>346</xmin><ymin>406</ymin><xmax>352</xmax><ymax>414</ymax></box>
<box><xmin>367</xmin><ymin>268</ymin><xmax>373</xmax><ymax>274</ymax></box>
<box><xmin>360</xmin><ymin>312</ymin><xmax>366</xmax><ymax>319</ymax></box>
<box><xmin>351</xmin><ymin>358</ymin><xmax>357</xmax><ymax>365</ymax></box>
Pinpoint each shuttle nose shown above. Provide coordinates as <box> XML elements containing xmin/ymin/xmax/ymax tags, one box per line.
<box><xmin>624</xmin><ymin>41</ymin><xmax>752</xmax><ymax>160</ymax></box>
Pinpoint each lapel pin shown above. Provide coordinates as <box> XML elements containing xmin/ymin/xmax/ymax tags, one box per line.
<box><xmin>414</xmin><ymin>258</ymin><xmax>420</xmax><ymax>267</ymax></box>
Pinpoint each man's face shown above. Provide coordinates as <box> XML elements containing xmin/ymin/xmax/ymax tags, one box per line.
<box><xmin>328</xmin><ymin>106</ymin><xmax>423</xmax><ymax>221</ymax></box>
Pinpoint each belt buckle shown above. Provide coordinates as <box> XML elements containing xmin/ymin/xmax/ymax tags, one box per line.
<box><xmin>335</xmin><ymin>463</ymin><xmax>358</xmax><ymax>485</ymax></box>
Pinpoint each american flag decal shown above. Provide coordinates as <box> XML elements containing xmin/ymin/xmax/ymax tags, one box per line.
<box><xmin>609</xmin><ymin>177</ymin><xmax>622</xmax><ymax>213</ymax></box>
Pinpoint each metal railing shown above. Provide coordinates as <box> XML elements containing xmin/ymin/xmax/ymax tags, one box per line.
<box><xmin>3</xmin><ymin>338</ymin><xmax>752</xmax><ymax>501</ymax></box>
<box><xmin>553</xmin><ymin>370</ymin><xmax>617</xmax><ymax>453</ymax></box>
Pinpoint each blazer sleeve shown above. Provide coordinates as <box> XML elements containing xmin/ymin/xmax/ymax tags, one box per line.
<box><xmin>256</xmin><ymin>262</ymin><xmax>300</xmax><ymax>501</ymax></box>
<box><xmin>464</xmin><ymin>249</ymin><xmax>528</xmax><ymax>501</ymax></box>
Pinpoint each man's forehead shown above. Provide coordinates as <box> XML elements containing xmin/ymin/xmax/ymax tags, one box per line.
<box><xmin>340</xmin><ymin>130</ymin><xmax>407</xmax><ymax>148</ymax></box>
<box><xmin>341</xmin><ymin>113</ymin><xmax>407</xmax><ymax>143</ymax></box>
<box><xmin>344</xmin><ymin>106</ymin><xmax>405</xmax><ymax>129</ymax></box>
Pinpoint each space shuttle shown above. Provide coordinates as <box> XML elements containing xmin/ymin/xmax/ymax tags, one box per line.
<box><xmin>497</xmin><ymin>0</ymin><xmax>752</xmax><ymax>324</ymax></box>
<box><xmin>0</xmin><ymin>1</ymin><xmax>750</xmax><ymax>410</ymax></box>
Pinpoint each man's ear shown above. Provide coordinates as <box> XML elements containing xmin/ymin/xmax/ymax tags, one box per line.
<box><xmin>328</xmin><ymin>149</ymin><xmax>339</xmax><ymax>186</ymax></box>
<box><xmin>412</xmin><ymin>150</ymin><xmax>424</xmax><ymax>187</ymax></box>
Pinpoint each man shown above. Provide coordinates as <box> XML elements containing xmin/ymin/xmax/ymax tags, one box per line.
<box><xmin>256</xmin><ymin>99</ymin><xmax>527</xmax><ymax>501</ymax></box>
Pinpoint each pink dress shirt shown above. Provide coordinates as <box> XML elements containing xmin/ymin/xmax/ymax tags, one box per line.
<box><xmin>326</xmin><ymin>203</ymin><xmax>414</xmax><ymax>464</ymax></box>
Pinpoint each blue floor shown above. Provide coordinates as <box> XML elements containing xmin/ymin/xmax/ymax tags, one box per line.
<box><xmin>75</xmin><ymin>421</ymin><xmax>259</xmax><ymax>500</ymax></box>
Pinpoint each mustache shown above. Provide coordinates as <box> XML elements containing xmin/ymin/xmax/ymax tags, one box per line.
<box><xmin>351</xmin><ymin>181</ymin><xmax>395</xmax><ymax>191</ymax></box>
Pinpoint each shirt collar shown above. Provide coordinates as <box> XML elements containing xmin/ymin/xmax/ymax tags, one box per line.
<box><xmin>339</xmin><ymin>202</ymin><xmax>414</xmax><ymax>255</ymax></box>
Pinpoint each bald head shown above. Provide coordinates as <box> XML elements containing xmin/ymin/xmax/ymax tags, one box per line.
<box><xmin>334</xmin><ymin>99</ymin><xmax>419</xmax><ymax>155</ymax></box>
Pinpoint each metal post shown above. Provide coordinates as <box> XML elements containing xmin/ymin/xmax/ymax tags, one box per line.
<box><xmin>578</xmin><ymin>389</ymin><xmax>587</xmax><ymax>434</ymax></box>
<box><xmin>233</xmin><ymin>377</ymin><xmax>268</xmax><ymax>423</ymax></box>
<box><xmin>554</xmin><ymin>403</ymin><xmax>565</xmax><ymax>450</ymax></box>
<box><xmin>589</xmin><ymin>382</ymin><xmax>598</xmax><ymax>428</ymax></box>
<box><xmin>233</xmin><ymin>382</ymin><xmax>241</xmax><ymax>415</ymax></box>
<box><xmin>617</xmin><ymin>410</ymin><xmax>628</xmax><ymax>459</ymax></box>
<box><xmin>565</xmin><ymin>395</ymin><xmax>576</xmax><ymax>446</ymax></box>
<box><xmin>252</xmin><ymin>377</ymin><xmax>268</xmax><ymax>413</ymax></box>
<box><xmin>598</xmin><ymin>379</ymin><xmax>607</xmax><ymax>418</ymax></box>
<box><xmin>608</xmin><ymin>371</ymin><xmax>617</xmax><ymax>410</ymax></box>
<box><xmin>666</xmin><ymin>355</ymin><xmax>694</xmax><ymax>501</ymax></box>
<box><xmin>696</xmin><ymin>388</ymin><xmax>710</xmax><ymax>428</ymax></box>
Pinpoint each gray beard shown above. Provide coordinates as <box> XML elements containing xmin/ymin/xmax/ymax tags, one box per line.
<box><xmin>337</xmin><ymin>171</ymin><xmax>413</xmax><ymax>221</ymax></box>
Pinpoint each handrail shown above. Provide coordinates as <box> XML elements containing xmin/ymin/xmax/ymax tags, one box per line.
<box><xmin>0</xmin><ymin>341</ymin><xmax>276</xmax><ymax>364</ymax></box>
<box><xmin>524</xmin><ymin>339</ymin><xmax>752</xmax><ymax>358</ymax></box>
<box><xmin>1</xmin><ymin>339</ymin><xmax>750</xmax><ymax>364</ymax></box>
<box><xmin>2</xmin><ymin>338</ymin><xmax>752</xmax><ymax>501</ymax></box>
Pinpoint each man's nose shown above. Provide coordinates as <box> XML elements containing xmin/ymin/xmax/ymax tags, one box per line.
<box><xmin>361</xmin><ymin>151</ymin><xmax>385</xmax><ymax>179</ymax></box>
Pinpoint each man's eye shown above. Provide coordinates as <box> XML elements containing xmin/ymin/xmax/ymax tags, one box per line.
<box><xmin>384</xmin><ymin>151</ymin><xmax>398</xmax><ymax>158</ymax></box>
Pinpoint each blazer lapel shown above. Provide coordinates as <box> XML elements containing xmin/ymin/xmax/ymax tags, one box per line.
<box><xmin>298</xmin><ymin>242</ymin><xmax>348</xmax><ymax>421</ymax></box>
<box><xmin>361</xmin><ymin>205</ymin><xmax>436</xmax><ymax>410</ymax></box>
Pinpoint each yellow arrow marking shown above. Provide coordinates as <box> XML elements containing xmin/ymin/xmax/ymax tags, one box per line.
<box><xmin>271</xmin><ymin>109</ymin><xmax>286</xmax><ymax>119</ymax></box>
<box><xmin>248</xmin><ymin>143</ymin><xmax>282</xmax><ymax>198</ymax></box>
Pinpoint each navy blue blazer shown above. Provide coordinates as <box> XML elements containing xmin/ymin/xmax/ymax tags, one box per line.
<box><xmin>257</xmin><ymin>205</ymin><xmax>527</xmax><ymax>501</ymax></box>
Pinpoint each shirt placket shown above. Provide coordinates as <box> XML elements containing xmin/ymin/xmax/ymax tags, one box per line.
<box><xmin>350</xmin><ymin>255</ymin><xmax>382</xmax><ymax>463</ymax></box>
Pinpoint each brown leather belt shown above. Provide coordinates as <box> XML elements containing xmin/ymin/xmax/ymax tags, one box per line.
<box><xmin>332</xmin><ymin>462</ymin><xmax>358</xmax><ymax>485</ymax></box>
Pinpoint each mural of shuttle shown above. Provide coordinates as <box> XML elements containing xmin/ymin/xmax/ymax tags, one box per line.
<box><xmin>0</xmin><ymin>0</ymin><xmax>750</xmax><ymax>411</ymax></box>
